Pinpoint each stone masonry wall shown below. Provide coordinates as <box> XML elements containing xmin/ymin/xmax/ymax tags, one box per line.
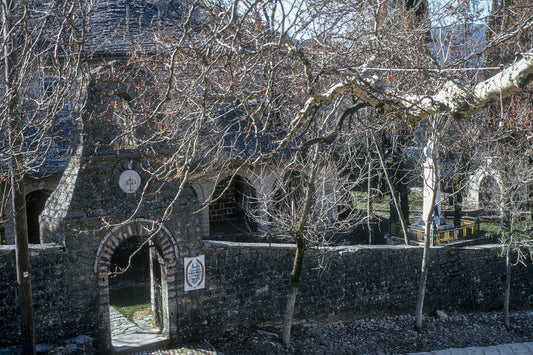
<box><xmin>174</xmin><ymin>242</ymin><xmax>533</xmax><ymax>339</ymax></box>
<box><xmin>1</xmin><ymin>241</ymin><xmax>532</xmax><ymax>348</ymax></box>
<box><xmin>0</xmin><ymin>244</ymin><xmax>83</xmax><ymax>347</ymax></box>
<box><xmin>209</xmin><ymin>179</ymin><xmax>237</xmax><ymax>223</ymax></box>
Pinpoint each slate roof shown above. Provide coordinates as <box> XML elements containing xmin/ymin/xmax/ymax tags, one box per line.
<box><xmin>85</xmin><ymin>0</ymin><xmax>187</xmax><ymax>57</ymax></box>
<box><xmin>1</xmin><ymin>1</ymin><xmax>289</xmax><ymax>178</ymax></box>
<box><xmin>198</xmin><ymin>103</ymin><xmax>294</xmax><ymax>167</ymax></box>
<box><xmin>1</xmin><ymin>1</ymin><xmax>192</xmax><ymax>175</ymax></box>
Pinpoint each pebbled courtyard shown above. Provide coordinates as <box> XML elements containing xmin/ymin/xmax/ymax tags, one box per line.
<box><xmin>208</xmin><ymin>311</ymin><xmax>533</xmax><ymax>354</ymax></box>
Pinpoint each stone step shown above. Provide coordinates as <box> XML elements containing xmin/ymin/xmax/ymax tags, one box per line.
<box><xmin>119</xmin><ymin>339</ymin><xmax>220</xmax><ymax>355</ymax></box>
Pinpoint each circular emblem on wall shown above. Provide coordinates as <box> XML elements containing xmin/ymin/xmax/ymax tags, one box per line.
<box><xmin>119</xmin><ymin>170</ymin><xmax>141</xmax><ymax>193</ymax></box>
<box><xmin>111</xmin><ymin>159</ymin><xmax>144</xmax><ymax>203</ymax></box>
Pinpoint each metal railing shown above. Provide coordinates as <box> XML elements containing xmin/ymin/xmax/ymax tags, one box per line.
<box><xmin>391</xmin><ymin>219</ymin><xmax>479</xmax><ymax>245</ymax></box>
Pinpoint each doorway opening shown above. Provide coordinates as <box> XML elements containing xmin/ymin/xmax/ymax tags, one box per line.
<box><xmin>108</xmin><ymin>236</ymin><xmax>169</xmax><ymax>349</ymax></box>
<box><xmin>95</xmin><ymin>219</ymin><xmax>179</xmax><ymax>352</ymax></box>
<box><xmin>109</xmin><ymin>236</ymin><xmax>152</xmax><ymax>328</ymax></box>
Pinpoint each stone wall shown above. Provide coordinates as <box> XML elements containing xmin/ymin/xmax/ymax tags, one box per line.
<box><xmin>209</xmin><ymin>178</ymin><xmax>238</xmax><ymax>223</ymax></box>
<box><xmin>1</xmin><ymin>240</ymin><xmax>532</xmax><ymax>350</ymax></box>
<box><xmin>175</xmin><ymin>242</ymin><xmax>533</xmax><ymax>339</ymax></box>
<box><xmin>0</xmin><ymin>244</ymin><xmax>91</xmax><ymax>347</ymax></box>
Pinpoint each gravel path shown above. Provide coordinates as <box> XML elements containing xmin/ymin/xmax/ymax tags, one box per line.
<box><xmin>209</xmin><ymin>311</ymin><xmax>533</xmax><ymax>354</ymax></box>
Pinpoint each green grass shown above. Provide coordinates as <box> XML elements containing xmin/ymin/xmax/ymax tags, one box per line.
<box><xmin>110</xmin><ymin>285</ymin><xmax>151</xmax><ymax>322</ymax></box>
<box><xmin>351</xmin><ymin>191</ymin><xmax>391</xmax><ymax>217</ymax></box>
<box><xmin>477</xmin><ymin>217</ymin><xmax>533</xmax><ymax>241</ymax></box>
<box><xmin>115</xmin><ymin>303</ymin><xmax>151</xmax><ymax>322</ymax></box>
<box><xmin>351</xmin><ymin>189</ymin><xmax>451</xmax><ymax>221</ymax></box>
<box><xmin>479</xmin><ymin>220</ymin><xmax>501</xmax><ymax>235</ymax></box>
<box><xmin>352</xmin><ymin>190</ymin><xmax>533</xmax><ymax>243</ymax></box>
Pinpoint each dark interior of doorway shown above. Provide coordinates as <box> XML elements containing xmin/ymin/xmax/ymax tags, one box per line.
<box><xmin>26</xmin><ymin>189</ymin><xmax>51</xmax><ymax>244</ymax></box>
<box><xmin>109</xmin><ymin>236</ymin><xmax>156</xmax><ymax>330</ymax></box>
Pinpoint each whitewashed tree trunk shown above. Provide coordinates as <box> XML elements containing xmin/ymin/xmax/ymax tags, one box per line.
<box><xmin>415</xmin><ymin>127</ymin><xmax>439</xmax><ymax>331</ymax></box>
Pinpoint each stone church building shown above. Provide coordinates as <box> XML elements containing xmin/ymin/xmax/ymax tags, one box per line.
<box><xmin>0</xmin><ymin>1</ymin><xmax>338</xmax><ymax>351</ymax></box>
<box><xmin>1</xmin><ymin>1</ymin><xmax>532</xmax><ymax>354</ymax></box>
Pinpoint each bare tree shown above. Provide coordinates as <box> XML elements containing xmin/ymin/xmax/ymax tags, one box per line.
<box><xmin>67</xmin><ymin>0</ymin><xmax>533</xmax><ymax>347</ymax></box>
<box><xmin>413</xmin><ymin>115</ymin><xmax>448</xmax><ymax>331</ymax></box>
<box><xmin>1</xmin><ymin>0</ymin><xmax>532</xmax><ymax>351</ymax></box>
<box><xmin>0</xmin><ymin>0</ymin><xmax>90</xmax><ymax>351</ymax></box>
<box><xmin>256</xmin><ymin>132</ymin><xmax>368</xmax><ymax>347</ymax></box>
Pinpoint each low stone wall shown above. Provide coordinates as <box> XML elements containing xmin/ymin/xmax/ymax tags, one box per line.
<box><xmin>175</xmin><ymin>242</ymin><xmax>533</xmax><ymax>339</ymax></box>
<box><xmin>0</xmin><ymin>244</ymin><xmax>75</xmax><ymax>347</ymax></box>
<box><xmin>1</xmin><ymin>241</ymin><xmax>532</xmax><ymax>349</ymax></box>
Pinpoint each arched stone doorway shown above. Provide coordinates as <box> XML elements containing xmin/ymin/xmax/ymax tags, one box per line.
<box><xmin>25</xmin><ymin>189</ymin><xmax>52</xmax><ymax>244</ymax></box>
<box><xmin>479</xmin><ymin>175</ymin><xmax>502</xmax><ymax>213</ymax></box>
<box><xmin>465</xmin><ymin>166</ymin><xmax>503</xmax><ymax>211</ymax></box>
<box><xmin>94</xmin><ymin>219</ymin><xmax>179</xmax><ymax>349</ymax></box>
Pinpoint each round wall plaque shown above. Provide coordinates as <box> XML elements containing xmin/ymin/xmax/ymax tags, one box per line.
<box><xmin>111</xmin><ymin>159</ymin><xmax>144</xmax><ymax>203</ymax></box>
<box><xmin>118</xmin><ymin>169</ymin><xmax>141</xmax><ymax>193</ymax></box>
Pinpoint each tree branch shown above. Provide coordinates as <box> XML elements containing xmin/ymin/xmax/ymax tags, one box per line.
<box><xmin>293</xmin><ymin>53</ymin><xmax>533</xmax><ymax>126</ymax></box>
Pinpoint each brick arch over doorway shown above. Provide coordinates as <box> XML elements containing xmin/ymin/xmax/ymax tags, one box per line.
<box><xmin>93</xmin><ymin>218</ymin><xmax>179</xmax><ymax>349</ymax></box>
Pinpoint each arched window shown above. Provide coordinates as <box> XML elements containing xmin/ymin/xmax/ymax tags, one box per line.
<box><xmin>25</xmin><ymin>189</ymin><xmax>52</xmax><ymax>244</ymax></box>
<box><xmin>115</xmin><ymin>92</ymin><xmax>137</xmax><ymax>149</ymax></box>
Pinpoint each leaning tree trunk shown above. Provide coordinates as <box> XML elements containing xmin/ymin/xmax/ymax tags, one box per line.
<box><xmin>393</xmin><ymin>132</ymin><xmax>410</xmax><ymax>225</ymax></box>
<box><xmin>399</xmin><ymin>173</ymin><xmax>410</xmax><ymax>225</ymax></box>
<box><xmin>372</xmin><ymin>134</ymin><xmax>409</xmax><ymax>245</ymax></box>
<box><xmin>281</xmin><ymin>145</ymin><xmax>320</xmax><ymax>348</ymax></box>
<box><xmin>281</xmin><ymin>235</ymin><xmax>305</xmax><ymax>348</ymax></box>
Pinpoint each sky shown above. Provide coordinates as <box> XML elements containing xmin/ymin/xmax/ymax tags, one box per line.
<box><xmin>429</xmin><ymin>0</ymin><xmax>493</xmax><ymax>26</ymax></box>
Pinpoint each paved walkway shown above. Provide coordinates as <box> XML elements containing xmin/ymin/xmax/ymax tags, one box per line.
<box><xmin>409</xmin><ymin>342</ymin><xmax>533</xmax><ymax>355</ymax></box>
<box><xmin>110</xmin><ymin>306</ymin><xmax>169</xmax><ymax>353</ymax></box>
<box><xmin>124</xmin><ymin>341</ymin><xmax>219</xmax><ymax>355</ymax></box>
<box><xmin>109</xmin><ymin>307</ymin><xmax>220</xmax><ymax>354</ymax></box>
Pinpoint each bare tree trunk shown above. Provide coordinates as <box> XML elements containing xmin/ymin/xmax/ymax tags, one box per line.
<box><xmin>504</xmin><ymin>244</ymin><xmax>511</xmax><ymax>329</ymax></box>
<box><xmin>399</xmin><ymin>174</ymin><xmax>410</xmax><ymax>225</ymax></box>
<box><xmin>281</xmin><ymin>236</ymin><xmax>304</xmax><ymax>348</ymax></box>
<box><xmin>3</xmin><ymin>1</ymin><xmax>36</xmax><ymax>352</ymax></box>
<box><xmin>281</xmin><ymin>145</ymin><xmax>320</xmax><ymax>348</ymax></box>
<box><xmin>414</xmin><ymin>132</ymin><xmax>438</xmax><ymax>332</ymax></box>
<box><xmin>366</xmin><ymin>135</ymin><xmax>373</xmax><ymax>245</ymax></box>
<box><xmin>9</xmin><ymin>164</ymin><xmax>35</xmax><ymax>354</ymax></box>
<box><xmin>453</xmin><ymin>184</ymin><xmax>463</xmax><ymax>228</ymax></box>
<box><xmin>372</xmin><ymin>134</ymin><xmax>409</xmax><ymax>245</ymax></box>
<box><xmin>529</xmin><ymin>181</ymin><xmax>533</xmax><ymax>223</ymax></box>
<box><xmin>453</xmin><ymin>155</ymin><xmax>470</xmax><ymax>228</ymax></box>
<box><xmin>414</xmin><ymin>214</ymin><xmax>433</xmax><ymax>331</ymax></box>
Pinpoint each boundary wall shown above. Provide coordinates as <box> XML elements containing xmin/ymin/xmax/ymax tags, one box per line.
<box><xmin>1</xmin><ymin>242</ymin><xmax>532</xmax><ymax>349</ymax></box>
<box><xmin>177</xmin><ymin>242</ymin><xmax>532</xmax><ymax>338</ymax></box>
